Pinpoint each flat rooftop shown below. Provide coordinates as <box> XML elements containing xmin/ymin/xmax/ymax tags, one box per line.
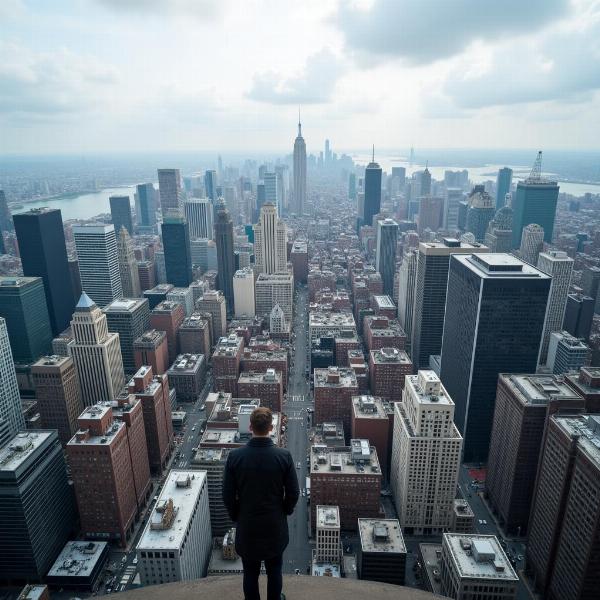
<box><xmin>453</xmin><ymin>499</ymin><xmax>475</xmax><ymax>518</ymax></box>
<box><xmin>47</xmin><ymin>541</ymin><xmax>108</xmax><ymax>578</ymax></box>
<box><xmin>406</xmin><ymin>371</ymin><xmax>453</xmax><ymax>405</ymax></box>
<box><xmin>238</xmin><ymin>370</ymin><xmax>281</xmax><ymax>384</ymax></box>
<box><xmin>152</xmin><ymin>300</ymin><xmax>182</xmax><ymax>313</ymax></box>
<box><xmin>371</xmin><ymin>348</ymin><xmax>411</xmax><ymax>364</ymax></box>
<box><xmin>358</xmin><ymin>519</ymin><xmax>406</xmax><ymax>554</ymax></box>
<box><xmin>0</xmin><ymin>276</ymin><xmax>40</xmax><ymax>288</ymax></box>
<box><xmin>167</xmin><ymin>354</ymin><xmax>204</xmax><ymax>373</ymax></box>
<box><xmin>317</xmin><ymin>505</ymin><xmax>340</xmax><ymax>529</ymax></box>
<box><xmin>145</xmin><ymin>284</ymin><xmax>174</xmax><ymax>294</ymax></box>
<box><xmin>556</xmin><ymin>414</ymin><xmax>600</xmax><ymax>465</ymax></box>
<box><xmin>444</xmin><ymin>534</ymin><xmax>518</xmax><ymax>581</ymax></box>
<box><xmin>504</xmin><ymin>374</ymin><xmax>582</xmax><ymax>406</ymax></box>
<box><xmin>137</xmin><ymin>471</ymin><xmax>207</xmax><ymax>551</ymax></box>
<box><xmin>314</xmin><ymin>367</ymin><xmax>358</xmax><ymax>388</ymax></box>
<box><xmin>310</xmin><ymin>312</ymin><xmax>356</xmax><ymax>327</ymax></box>
<box><xmin>104</xmin><ymin>298</ymin><xmax>147</xmax><ymax>313</ymax></box>
<box><xmin>458</xmin><ymin>253</ymin><xmax>550</xmax><ymax>280</ymax></box>
<box><xmin>0</xmin><ymin>431</ymin><xmax>53</xmax><ymax>472</ymax></box>
<box><xmin>373</xmin><ymin>295</ymin><xmax>395</xmax><ymax>309</ymax></box>
<box><xmin>310</xmin><ymin>442</ymin><xmax>381</xmax><ymax>475</ymax></box>
<box><xmin>352</xmin><ymin>396</ymin><xmax>387</xmax><ymax>419</ymax></box>
<box><xmin>134</xmin><ymin>329</ymin><xmax>166</xmax><ymax>346</ymax></box>
<box><xmin>192</xmin><ymin>447</ymin><xmax>230</xmax><ymax>465</ymax></box>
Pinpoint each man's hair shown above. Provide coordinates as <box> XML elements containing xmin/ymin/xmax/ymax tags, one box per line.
<box><xmin>250</xmin><ymin>407</ymin><xmax>273</xmax><ymax>435</ymax></box>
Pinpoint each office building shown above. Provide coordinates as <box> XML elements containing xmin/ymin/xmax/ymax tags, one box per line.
<box><xmin>537</xmin><ymin>251</ymin><xmax>574</xmax><ymax>365</ymax></box>
<box><xmin>0</xmin><ymin>189</ymin><xmax>12</xmax><ymax>233</ymax></box>
<box><xmin>31</xmin><ymin>355</ymin><xmax>83</xmax><ymax>446</ymax></box>
<box><xmin>496</xmin><ymin>167</ymin><xmax>513</xmax><ymax>210</ymax></box>
<box><xmin>137</xmin><ymin>260</ymin><xmax>155</xmax><ymax>291</ymax></box>
<box><xmin>237</xmin><ymin>369</ymin><xmax>283</xmax><ymax>412</ymax></box>
<box><xmin>369</xmin><ymin>347</ymin><xmax>412</xmax><ymax>402</ymax></box>
<box><xmin>254</xmin><ymin>202</ymin><xmax>288</xmax><ymax>274</ymax></box>
<box><xmin>165</xmin><ymin>287</ymin><xmax>194</xmax><ymax>319</ymax></box>
<box><xmin>418</xmin><ymin>196</ymin><xmax>444</xmax><ymax>234</ymax></box>
<box><xmin>358</xmin><ymin>519</ymin><xmax>406</xmax><ymax>585</ymax></box>
<box><xmin>13</xmin><ymin>208</ymin><xmax>75</xmax><ymax>334</ymax></box>
<box><xmin>72</xmin><ymin>224</ymin><xmax>122</xmax><ymax>307</ymax></box>
<box><xmin>451</xmin><ymin>500</ymin><xmax>475</xmax><ymax>534</ymax></box>
<box><xmin>309</xmin><ymin>311</ymin><xmax>356</xmax><ymax>345</ymax></box>
<box><xmin>137</xmin><ymin>471</ymin><xmax>211</xmax><ymax>584</ymax></box>
<box><xmin>314</xmin><ymin>367</ymin><xmax>359</xmax><ymax>435</ymax></box>
<box><xmin>465</xmin><ymin>186</ymin><xmax>495</xmax><ymax>242</ymax></box>
<box><xmin>117</xmin><ymin>227</ymin><xmax>141</xmax><ymax>298</ymax></box>
<box><xmin>178</xmin><ymin>314</ymin><xmax>211</xmax><ymax>358</ymax></box>
<box><xmin>390</xmin><ymin>371</ymin><xmax>462</xmax><ymax>534</ymax></box>
<box><xmin>157</xmin><ymin>168</ymin><xmax>184</xmax><ymax>218</ymax></box>
<box><xmin>233</xmin><ymin>267</ymin><xmax>255</xmax><ymax>317</ymax></box>
<box><xmin>67</xmin><ymin>404</ymin><xmax>150</xmax><ymax>546</ymax></box>
<box><xmin>519</xmin><ymin>223</ymin><xmax>544</xmax><ymax>265</ymax></box>
<box><xmin>440</xmin><ymin>534</ymin><xmax>518</xmax><ymax>600</ymax></box>
<box><xmin>397</xmin><ymin>250</ymin><xmax>417</xmax><ymax>355</ymax></box>
<box><xmin>512</xmin><ymin>154</ymin><xmax>559</xmax><ymax>247</ymax></box>
<box><xmin>241</xmin><ymin>347</ymin><xmax>288</xmax><ymax>391</ymax></box>
<box><xmin>363</xmin><ymin>152</ymin><xmax>382</xmax><ymax>226</ymax></box>
<box><xmin>581</xmin><ymin>265</ymin><xmax>600</xmax><ymax>307</ymax></box>
<box><xmin>167</xmin><ymin>353</ymin><xmax>205</xmax><ymax>402</ymax></box>
<box><xmin>197</xmin><ymin>290</ymin><xmax>227</xmax><ymax>339</ymax></box>
<box><xmin>486</xmin><ymin>374</ymin><xmax>583</xmax><ymax>535</ymax></box>
<box><xmin>255</xmin><ymin>272</ymin><xmax>294</xmax><ymax>321</ymax></box>
<box><xmin>0</xmin><ymin>317</ymin><xmax>20</xmax><ymax>444</ymax></box>
<box><xmin>351</xmin><ymin>396</ymin><xmax>390</xmax><ymax>479</ymax></box>
<box><xmin>375</xmin><ymin>218</ymin><xmax>398</xmax><ymax>297</ymax></box>
<box><xmin>484</xmin><ymin>205</ymin><xmax>514</xmax><ymax>252</ymax></box>
<box><xmin>136</xmin><ymin>183</ymin><xmax>157</xmax><ymax>228</ymax></box>
<box><xmin>184</xmin><ymin>198</ymin><xmax>213</xmax><ymax>239</ymax></box>
<box><xmin>421</xmin><ymin>166</ymin><xmax>432</xmax><ymax>195</ymax></box>
<box><xmin>213</xmin><ymin>334</ymin><xmax>244</xmax><ymax>394</ymax></box>
<box><xmin>0</xmin><ymin>276</ymin><xmax>53</xmax><ymax>364</ymax></box>
<box><xmin>214</xmin><ymin>199</ymin><xmax>235</xmax><ymax>312</ymax></box>
<box><xmin>310</xmin><ymin>440</ymin><xmax>381</xmax><ymax>530</ymax></box>
<box><xmin>445</xmin><ymin>188</ymin><xmax>463</xmax><ymax>231</ymax></box>
<box><xmin>292</xmin><ymin>119</ymin><xmax>307</xmax><ymax>215</ymax></box>
<box><xmin>270</xmin><ymin>304</ymin><xmax>289</xmax><ymax>339</ymax></box>
<box><xmin>440</xmin><ymin>254</ymin><xmax>550</xmax><ymax>462</ymax></box>
<box><xmin>263</xmin><ymin>171</ymin><xmax>278</xmax><ymax>209</ymax></box>
<box><xmin>290</xmin><ymin>239</ymin><xmax>308</xmax><ymax>283</ymax></box>
<box><xmin>0</xmin><ymin>431</ymin><xmax>75</xmax><ymax>582</ymax></box>
<box><xmin>68</xmin><ymin>293</ymin><xmax>125</xmax><ymax>406</ymax></box>
<box><xmin>315</xmin><ymin>505</ymin><xmax>342</xmax><ymax>564</ymax></box>
<box><xmin>411</xmin><ymin>239</ymin><xmax>487</xmax><ymax>371</ymax></box>
<box><xmin>104</xmin><ymin>298</ymin><xmax>150</xmax><ymax>374</ymax></box>
<box><xmin>150</xmin><ymin>300</ymin><xmax>185</xmax><ymax>364</ymax></box>
<box><xmin>109</xmin><ymin>195</ymin><xmax>133</xmax><ymax>236</ymax></box>
<box><xmin>133</xmin><ymin>329</ymin><xmax>169</xmax><ymax>376</ymax></box>
<box><xmin>46</xmin><ymin>541</ymin><xmax>109</xmax><ymax>591</ymax></box>
<box><xmin>144</xmin><ymin>283</ymin><xmax>174</xmax><ymax>310</ymax></box>
<box><xmin>547</xmin><ymin>330</ymin><xmax>589</xmax><ymax>375</ymax></box>
<box><xmin>527</xmin><ymin>414</ymin><xmax>600</xmax><ymax>599</ymax></box>
<box><xmin>162</xmin><ymin>217</ymin><xmax>193</xmax><ymax>287</ymax></box>
<box><xmin>563</xmin><ymin>293</ymin><xmax>595</xmax><ymax>340</ymax></box>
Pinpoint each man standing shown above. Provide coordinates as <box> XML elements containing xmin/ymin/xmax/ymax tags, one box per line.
<box><xmin>223</xmin><ymin>407</ymin><xmax>299</xmax><ymax>600</ymax></box>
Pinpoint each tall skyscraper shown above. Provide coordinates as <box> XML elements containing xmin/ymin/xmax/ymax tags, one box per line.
<box><xmin>263</xmin><ymin>171</ymin><xmax>278</xmax><ymax>212</ymax></box>
<box><xmin>411</xmin><ymin>239</ymin><xmax>488</xmax><ymax>372</ymax></box>
<box><xmin>581</xmin><ymin>265</ymin><xmax>600</xmax><ymax>311</ymax></box>
<box><xmin>214</xmin><ymin>199</ymin><xmax>235</xmax><ymax>312</ymax></box>
<box><xmin>0</xmin><ymin>276</ymin><xmax>53</xmax><ymax>364</ymax></box>
<box><xmin>136</xmin><ymin>183</ymin><xmax>157</xmax><ymax>228</ymax></box>
<box><xmin>233</xmin><ymin>267</ymin><xmax>255</xmax><ymax>317</ymax></box>
<box><xmin>109</xmin><ymin>195</ymin><xmax>134</xmax><ymax>236</ymax></box>
<box><xmin>418</xmin><ymin>196</ymin><xmax>444</xmax><ymax>234</ymax></box>
<box><xmin>465</xmin><ymin>185</ymin><xmax>495</xmax><ymax>242</ymax></box>
<box><xmin>547</xmin><ymin>330</ymin><xmax>589</xmax><ymax>375</ymax></box>
<box><xmin>397</xmin><ymin>250</ymin><xmax>417</xmax><ymax>356</ymax></box>
<box><xmin>0</xmin><ymin>318</ymin><xmax>25</xmax><ymax>446</ymax></box>
<box><xmin>293</xmin><ymin>117</ymin><xmax>307</xmax><ymax>215</ymax></box>
<box><xmin>68</xmin><ymin>292</ymin><xmax>125</xmax><ymax>406</ymax></box>
<box><xmin>162</xmin><ymin>218</ymin><xmax>193</xmax><ymax>287</ymax></box>
<box><xmin>420</xmin><ymin>166</ymin><xmax>432</xmax><ymax>196</ymax></box>
<box><xmin>484</xmin><ymin>205</ymin><xmax>513</xmax><ymax>252</ymax></box>
<box><xmin>376</xmin><ymin>218</ymin><xmax>398</xmax><ymax>297</ymax></box>
<box><xmin>440</xmin><ymin>254</ymin><xmax>550</xmax><ymax>461</ymax></box>
<box><xmin>158</xmin><ymin>168</ymin><xmax>184</xmax><ymax>218</ymax></box>
<box><xmin>511</xmin><ymin>152</ymin><xmax>559</xmax><ymax>247</ymax></box>
<box><xmin>117</xmin><ymin>227</ymin><xmax>141</xmax><ymax>298</ymax></box>
<box><xmin>184</xmin><ymin>198</ymin><xmax>213</xmax><ymax>239</ymax></box>
<box><xmin>13</xmin><ymin>208</ymin><xmax>75</xmax><ymax>335</ymax></box>
<box><xmin>444</xmin><ymin>188</ymin><xmax>463</xmax><ymax>231</ymax></box>
<box><xmin>204</xmin><ymin>169</ymin><xmax>217</xmax><ymax>202</ymax></box>
<box><xmin>363</xmin><ymin>148</ymin><xmax>382</xmax><ymax>226</ymax></box>
<box><xmin>390</xmin><ymin>370</ymin><xmax>462</xmax><ymax>534</ymax></box>
<box><xmin>496</xmin><ymin>167</ymin><xmax>513</xmax><ymax>210</ymax></box>
<box><xmin>348</xmin><ymin>173</ymin><xmax>357</xmax><ymax>200</ymax></box>
<box><xmin>73</xmin><ymin>224</ymin><xmax>122</xmax><ymax>307</ymax></box>
<box><xmin>537</xmin><ymin>251</ymin><xmax>574</xmax><ymax>365</ymax></box>
<box><xmin>0</xmin><ymin>190</ymin><xmax>13</xmax><ymax>233</ymax></box>
<box><xmin>563</xmin><ymin>293</ymin><xmax>594</xmax><ymax>340</ymax></box>
<box><xmin>255</xmin><ymin>272</ymin><xmax>294</xmax><ymax>321</ymax></box>
<box><xmin>519</xmin><ymin>223</ymin><xmax>544</xmax><ymax>265</ymax></box>
<box><xmin>253</xmin><ymin>202</ymin><xmax>288</xmax><ymax>275</ymax></box>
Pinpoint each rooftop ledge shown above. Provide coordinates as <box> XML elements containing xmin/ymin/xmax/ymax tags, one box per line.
<box><xmin>114</xmin><ymin>576</ymin><xmax>445</xmax><ymax>600</ymax></box>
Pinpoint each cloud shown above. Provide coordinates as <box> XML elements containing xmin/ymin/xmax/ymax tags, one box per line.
<box><xmin>94</xmin><ymin>0</ymin><xmax>222</xmax><ymax>19</ymax></box>
<box><xmin>334</xmin><ymin>0</ymin><xmax>571</xmax><ymax>65</ymax></box>
<box><xmin>247</xmin><ymin>48</ymin><xmax>345</xmax><ymax>104</ymax></box>
<box><xmin>0</xmin><ymin>42</ymin><xmax>119</xmax><ymax>118</ymax></box>
<box><xmin>0</xmin><ymin>0</ymin><xmax>24</xmax><ymax>21</ymax></box>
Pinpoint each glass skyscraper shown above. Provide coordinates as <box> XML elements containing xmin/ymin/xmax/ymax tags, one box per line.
<box><xmin>214</xmin><ymin>199</ymin><xmax>235</xmax><ymax>312</ymax></box>
<box><xmin>162</xmin><ymin>218</ymin><xmax>193</xmax><ymax>287</ymax></box>
<box><xmin>109</xmin><ymin>195</ymin><xmax>133</xmax><ymax>236</ymax></box>
<box><xmin>496</xmin><ymin>167</ymin><xmax>512</xmax><ymax>210</ymax></box>
<box><xmin>363</xmin><ymin>155</ymin><xmax>382</xmax><ymax>227</ymax></box>
<box><xmin>512</xmin><ymin>179</ymin><xmax>559</xmax><ymax>248</ymax></box>
<box><xmin>136</xmin><ymin>183</ymin><xmax>157</xmax><ymax>228</ymax></box>
<box><xmin>376</xmin><ymin>218</ymin><xmax>398</xmax><ymax>297</ymax></box>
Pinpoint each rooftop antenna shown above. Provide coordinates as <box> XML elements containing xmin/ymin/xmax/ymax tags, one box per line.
<box><xmin>372</xmin><ymin>144</ymin><xmax>375</xmax><ymax>162</ymax></box>
<box><xmin>529</xmin><ymin>151</ymin><xmax>543</xmax><ymax>181</ymax></box>
<box><xmin>298</xmin><ymin>106</ymin><xmax>302</xmax><ymax>137</ymax></box>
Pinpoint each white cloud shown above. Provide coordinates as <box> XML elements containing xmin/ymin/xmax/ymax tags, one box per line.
<box><xmin>94</xmin><ymin>0</ymin><xmax>223</xmax><ymax>20</ymax></box>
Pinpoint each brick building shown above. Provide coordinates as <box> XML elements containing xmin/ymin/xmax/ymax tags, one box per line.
<box><xmin>167</xmin><ymin>354</ymin><xmax>205</xmax><ymax>402</ymax></box>
<box><xmin>363</xmin><ymin>316</ymin><xmax>406</xmax><ymax>352</ymax></box>
<box><xmin>213</xmin><ymin>335</ymin><xmax>244</xmax><ymax>395</ymax></box>
<box><xmin>178</xmin><ymin>313</ymin><xmax>211</xmax><ymax>358</ymax></box>
<box><xmin>133</xmin><ymin>329</ymin><xmax>169</xmax><ymax>375</ymax></box>
<box><xmin>370</xmin><ymin>295</ymin><xmax>397</xmax><ymax>320</ymax></box>
<box><xmin>241</xmin><ymin>348</ymin><xmax>288</xmax><ymax>391</ymax></box>
<box><xmin>150</xmin><ymin>301</ymin><xmax>185</xmax><ymax>364</ymax></box>
<box><xmin>237</xmin><ymin>369</ymin><xmax>283</xmax><ymax>412</ymax></box>
<box><xmin>351</xmin><ymin>396</ymin><xmax>390</xmax><ymax>479</ymax></box>
<box><xmin>369</xmin><ymin>348</ymin><xmax>412</xmax><ymax>402</ymax></box>
<box><xmin>314</xmin><ymin>367</ymin><xmax>359</xmax><ymax>439</ymax></box>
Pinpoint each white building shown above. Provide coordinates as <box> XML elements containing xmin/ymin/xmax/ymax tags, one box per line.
<box><xmin>157</xmin><ymin>168</ymin><xmax>184</xmax><ymax>219</ymax></box>
<box><xmin>255</xmin><ymin>272</ymin><xmax>294</xmax><ymax>321</ymax></box>
<box><xmin>137</xmin><ymin>470</ymin><xmax>212</xmax><ymax>585</ymax></box>
<box><xmin>397</xmin><ymin>250</ymin><xmax>417</xmax><ymax>355</ymax></box>
<box><xmin>233</xmin><ymin>268</ymin><xmax>255</xmax><ymax>317</ymax></box>
<box><xmin>72</xmin><ymin>224</ymin><xmax>122</xmax><ymax>307</ymax></box>
<box><xmin>253</xmin><ymin>203</ymin><xmax>288</xmax><ymax>275</ymax></box>
<box><xmin>184</xmin><ymin>198</ymin><xmax>213</xmax><ymax>239</ymax></box>
<box><xmin>537</xmin><ymin>251</ymin><xmax>574</xmax><ymax>365</ymax></box>
<box><xmin>117</xmin><ymin>227</ymin><xmax>141</xmax><ymax>298</ymax></box>
<box><xmin>315</xmin><ymin>505</ymin><xmax>341</xmax><ymax>563</ymax></box>
<box><xmin>519</xmin><ymin>223</ymin><xmax>545</xmax><ymax>266</ymax></box>
<box><xmin>269</xmin><ymin>304</ymin><xmax>288</xmax><ymax>335</ymax></box>
<box><xmin>190</xmin><ymin>239</ymin><xmax>217</xmax><ymax>273</ymax></box>
<box><xmin>309</xmin><ymin>311</ymin><xmax>356</xmax><ymax>345</ymax></box>
<box><xmin>547</xmin><ymin>330</ymin><xmax>590</xmax><ymax>375</ymax></box>
<box><xmin>167</xmin><ymin>287</ymin><xmax>195</xmax><ymax>317</ymax></box>
<box><xmin>0</xmin><ymin>317</ymin><xmax>24</xmax><ymax>447</ymax></box>
<box><xmin>440</xmin><ymin>534</ymin><xmax>518</xmax><ymax>600</ymax></box>
<box><xmin>390</xmin><ymin>370</ymin><xmax>462</xmax><ymax>534</ymax></box>
<box><xmin>68</xmin><ymin>293</ymin><xmax>125</xmax><ymax>406</ymax></box>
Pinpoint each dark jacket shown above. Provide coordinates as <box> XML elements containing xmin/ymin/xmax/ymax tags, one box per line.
<box><xmin>222</xmin><ymin>437</ymin><xmax>299</xmax><ymax>559</ymax></box>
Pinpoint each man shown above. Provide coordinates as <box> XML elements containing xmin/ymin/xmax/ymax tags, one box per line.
<box><xmin>223</xmin><ymin>407</ymin><xmax>299</xmax><ymax>600</ymax></box>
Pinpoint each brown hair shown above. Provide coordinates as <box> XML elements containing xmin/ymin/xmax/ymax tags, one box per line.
<box><xmin>250</xmin><ymin>407</ymin><xmax>273</xmax><ymax>435</ymax></box>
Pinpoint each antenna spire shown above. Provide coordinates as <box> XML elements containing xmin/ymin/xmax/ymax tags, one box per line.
<box><xmin>372</xmin><ymin>144</ymin><xmax>375</xmax><ymax>162</ymax></box>
<box><xmin>298</xmin><ymin>107</ymin><xmax>302</xmax><ymax>137</ymax></box>
<box><xmin>529</xmin><ymin>151</ymin><xmax>543</xmax><ymax>181</ymax></box>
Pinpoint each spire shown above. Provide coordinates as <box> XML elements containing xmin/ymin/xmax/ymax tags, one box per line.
<box><xmin>298</xmin><ymin>106</ymin><xmax>302</xmax><ymax>137</ymax></box>
<box><xmin>76</xmin><ymin>291</ymin><xmax>96</xmax><ymax>310</ymax></box>
<box><xmin>372</xmin><ymin>144</ymin><xmax>375</xmax><ymax>162</ymax></box>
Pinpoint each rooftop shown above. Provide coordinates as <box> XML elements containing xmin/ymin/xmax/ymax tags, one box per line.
<box><xmin>372</xmin><ymin>295</ymin><xmax>395</xmax><ymax>309</ymax></box>
<box><xmin>316</xmin><ymin>505</ymin><xmax>340</xmax><ymax>529</ymax></box>
<box><xmin>104</xmin><ymin>298</ymin><xmax>147</xmax><ymax>313</ymax></box>
<box><xmin>555</xmin><ymin>414</ymin><xmax>600</xmax><ymax>465</ymax></box>
<box><xmin>134</xmin><ymin>329</ymin><xmax>166</xmax><ymax>346</ymax></box>
<box><xmin>0</xmin><ymin>276</ymin><xmax>41</xmax><ymax>288</ymax></box>
<box><xmin>238</xmin><ymin>369</ymin><xmax>281</xmax><ymax>384</ymax></box>
<box><xmin>504</xmin><ymin>373</ymin><xmax>582</xmax><ymax>406</ymax></box>
<box><xmin>459</xmin><ymin>253</ymin><xmax>550</xmax><ymax>280</ymax></box>
<box><xmin>352</xmin><ymin>396</ymin><xmax>387</xmax><ymax>419</ymax></box>
<box><xmin>371</xmin><ymin>348</ymin><xmax>411</xmax><ymax>364</ymax></box>
<box><xmin>453</xmin><ymin>499</ymin><xmax>475</xmax><ymax>518</ymax></box>
<box><xmin>145</xmin><ymin>284</ymin><xmax>174</xmax><ymax>295</ymax></box>
<box><xmin>167</xmin><ymin>354</ymin><xmax>205</xmax><ymax>373</ymax></box>
<box><xmin>0</xmin><ymin>431</ymin><xmax>53</xmax><ymax>472</ymax></box>
<box><xmin>314</xmin><ymin>366</ymin><xmax>358</xmax><ymax>388</ymax></box>
<box><xmin>310</xmin><ymin>312</ymin><xmax>356</xmax><ymax>327</ymax></box>
<box><xmin>153</xmin><ymin>300</ymin><xmax>183</xmax><ymax>313</ymax></box>
<box><xmin>47</xmin><ymin>541</ymin><xmax>108</xmax><ymax>578</ymax></box>
<box><xmin>358</xmin><ymin>519</ymin><xmax>406</xmax><ymax>554</ymax></box>
<box><xmin>406</xmin><ymin>371</ymin><xmax>453</xmax><ymax>405</ymax></box>
<box><xmin>310</xmin><ymin>441</ymin><xmax>380</xmax><ymax>475</ymax></box>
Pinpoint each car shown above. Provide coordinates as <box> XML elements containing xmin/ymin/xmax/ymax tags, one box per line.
<box><xmin>133</xmin><ymin>557</ymin><xmax>138</xmax><ymax>565</ymax></box>
<box><xmin>295</xmin><ymin>569</ymin><xmax>300</xmax><ymax>575</ymax></box>
<box><xmin>200</xmin><ymin>404</ymin><xmax>205</xmax><ymax>411</ymax></box>
<box><xmin>192</xmin><ymin>426</ymin><xmax>196</xmax><ymax>432</ymax></box>
<box><xmin>296</xmin><ymin>462</ymin><xmax>301</xmax><ymax>469</ymax></box>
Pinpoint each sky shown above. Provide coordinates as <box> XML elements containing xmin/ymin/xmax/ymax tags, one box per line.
<box><xmin>1</xmin><ymin>0</ymin><xmax>600</xmax><ymax>155</ymax></box>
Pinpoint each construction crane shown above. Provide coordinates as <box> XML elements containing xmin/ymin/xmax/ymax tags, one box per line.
<box><xmin>528</xmin><ymin>151</ymin><xmax>544</xmax><ymax>182</ymax></box>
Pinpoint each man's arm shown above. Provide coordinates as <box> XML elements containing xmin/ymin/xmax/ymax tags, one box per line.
<box><xmin>282</xmin><ymin>452</ymin><xmax>300</xmax><ymax>515</ymax></box>
<box><xmin>222</xmin><ymin>452</ymin><xmax>239</xmax><ymax>522</ymax></box>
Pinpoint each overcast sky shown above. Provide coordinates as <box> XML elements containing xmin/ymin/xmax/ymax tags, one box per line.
<box><xmin>1</xmin><ymin>0</ymin><xmax>600</xmax><ymax>155</ymax></box>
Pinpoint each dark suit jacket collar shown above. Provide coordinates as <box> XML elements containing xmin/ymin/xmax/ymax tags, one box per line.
<box><xmin>247</xmin><ymin>437</ymin><xmax>274</xmax><ymax>447</ymax></box>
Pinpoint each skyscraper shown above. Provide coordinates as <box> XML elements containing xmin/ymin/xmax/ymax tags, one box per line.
<box><xmin>563</xmin><ymin>293</ymin><xmax>594</xmax><ymax>340</ymax></box>
<box><xmin>68</xmin><ymin>293</ymin><xmax>125</xmax><ymax>406</ymax></box>
<box><xmin>13</xmin><ymin>208</ymin><xmax>75</xmax><ymax>335</ymax></box>
<box><xmin>136</xmin><ymin>183</ymin><xmax>157</xmax><ymax>228</ymax></box>
<box><xmin>293</xmin><ymin>117</ymin><xmax>307</xmax><ymax>215</ymax></box>
<box><xmin>253</xmin><ymin>202</ymin><xmax>288</xmax><ymax>275</ymax></box>
<box><xmin>547</xmin><ymin>331</ymin><xmax>590</xmax><ymax>375</ymax></box>
<box><xmin>397</xmin><ymin>250</ymin><xmax>417</xmax><ymax>356</ymax></box>
<box><xmin>0</xmin><ymin>190</ymin><xmax>13</xmax><ymax>233</ymax></box>
<box><xmin>263</xmin><ymin>171</ymin><xmax>278</xmax><ymax>212</ymax></box>
<box><xmin>511</xmin><ymin>152</ymin><xmax>559</xmax><ymax>248</ymax></box>
<box><xmin>363</xmin><ymin>148</ymin><xmax>382</xmax><ymax>226</ymax></box>
<box><xmin>484</xmin><ymin>206</ymin><xmax>513</xmax><ymax>252</ymax></box>
<box><xmin>519</xmin><ymin>223</ymin><xmax>544</xmax><ymax>265</ymax></box>
<box><xmin>214</xmin><ymin>198</ymin><xmax>235</xmax><ymax>312</ymax></box>
<box><xmin>421</xmin><ymin>166</ymin><xmax>432</xmax><ymax>196</ymax></box>
<box><xmin>418</xmin><ymin>196</ymin><xmax>444</xmax><ymax>234</ymax></box>
<box><xmin>537</xmin><ymin>251</ymin><xmax>574</xmax><ymax>365</ymax></box>
<box><xmin>72</xmin><ymin>224</ymin><xmax>122</xmax><ymax>307</ymax></box>
<box><xmin>109</xmin><ymin>195</ymin><xmax>134</xmax><ymax>236</ymax></box>
<box><xmin>0</xmin><ymin>276</ymin><xmax>53</xmax><ymax>364</ymax></box>
<box><xmin>348</xmin><ymin>173</ymin><xmax>356</xmax><ymax>200</ymax></box>
<box><xmin>411</xmin><ymin>239</ymin><xmax>488</xmax><ymax>372</ymax></box>
<box><xmin>465</xmin><ymin>185</ymin><xmax>495</xmax><ymax>242</ymax></box>
<box><xmin>440</xmin><ymin>254</ymin><xmax>550</xmax><ymax>461</ymax></box>
<box><xmin>496</xmin><ymin>167</ymin><xmax>513</xmax><ymax>210</ymax></box>
<box><xmin>444</xmin><ymin>188</ymin><xmax>463</xmax><ymax>231</ymax></box>
<box><xmin>376</xmin><ymin>218</ymin><xmax>398</xmax><ymax>297</ymax></box>
<box><xmin>204</xmin><ymin>169</ymin><xmax>217</xmax><ymax>202</ymax></box>
<box><xmin>0</xmin><ymin>317</ymin><xmax>25</xmax><ymax>446</ymax></box>
<box><xmin>158</xmin><ymin>168</ymin><xmax>185</xmax><ymax>218</ymax></box>
<box><xmin>184</xmin><ymin>198</ymin><xmax>213</xmax><ymax>239</ymax></box>
<box><xmin>233</xmin><ymin>267</ymin><xmax>255</xmax><ymax>317</ymax></box>
<box><xmin>162</xmin><ymin>218</ymin><xmax>193</xmax><ymax>287</ymax></box>
<box><xmin>117</xmin><ymin>227</ymin><xmax>141</xmax><ymax>298</ymax></box>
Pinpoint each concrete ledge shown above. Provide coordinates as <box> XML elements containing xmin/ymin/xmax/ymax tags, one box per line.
<box><xmin>114</xmin><ymin>575</ymin><xmax>446</xmax><ymax>599</ymax></box>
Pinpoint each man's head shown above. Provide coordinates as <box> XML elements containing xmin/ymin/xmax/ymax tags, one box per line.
<box><xmin>249</xmin><ymin>407</ymin><xmax>273</xmax><ymax>437</ymax></box>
